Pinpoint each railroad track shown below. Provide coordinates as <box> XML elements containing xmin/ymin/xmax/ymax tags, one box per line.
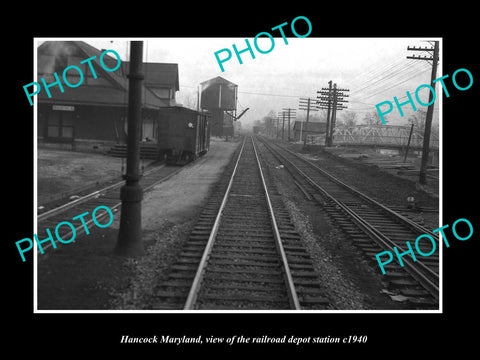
<box><xmin>36</xmin><ymin>163</ymin><xmax>186</xmax><ymax>255</ymax></box>
<box><xmin>257</xmin><ymin>137</ymin><xmax>439</xmax><ymax>308</ymax></box>
<box><xmin>152</xmin><ymin>136</ymin><xmax>329</xmax><ymax>310</ymax></box>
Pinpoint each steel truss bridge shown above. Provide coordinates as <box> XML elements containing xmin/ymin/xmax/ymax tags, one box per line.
<box><xmin>327</xmin><ymin>125</ymin><xmax>439</xmax><ymax>150</ymax></box>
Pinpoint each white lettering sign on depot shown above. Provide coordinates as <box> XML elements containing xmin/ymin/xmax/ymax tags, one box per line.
<box><xmin>52</xmin><ymin>105</ymin><xmax>75</xmax><ymax>111</ymax></box>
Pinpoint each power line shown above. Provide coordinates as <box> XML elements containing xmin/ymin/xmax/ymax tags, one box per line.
<box><xmin>348</xmin><ymin>57</ymin><xmax>407</xmax><ymax>86</ymax></box>
<box><xmin>407</xmin><ymin>41</ymin><xmax>439</xmax><ymax>185</ymax></box>
<box><xmin>181</xmin><ymin>84</ymin><xmax>310</xmax><ymax>99</ymax></box>
<box><xmin>238</xmin><ymin>90</ymin><xmax>307</xmax><ymax>98</ymax></box>
<box><xmin>349</xmin><ymin>59</ymin><xmax>425</xmax><ymax>90</ymax></box>
<box><xmin>351</xmin><ymin>61</ymin><xmax>429</xmax><ymax>95</ymax></box>
<box><xmin>353</xmin><ymin>66</ymin><xmax>424</xmax><ymax>96</ymax></box>
<box><xmin>350</xmin><ymin>60</ymin><xmax>415</xmax><ymax>91</ymax></box>
<box><xmin>360</xmin><ymin>67</ymin><xmax>431</xmax><ymax>100</ymax></box>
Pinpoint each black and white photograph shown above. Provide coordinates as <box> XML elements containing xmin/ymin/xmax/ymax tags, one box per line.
<box><xmin>6</xmin><ymin>8</ymin><xmax>478</xmax><ymax>355</ymax></box>
<box><xmin>32</xmin><ymin>37</ymin><xmax>442</xmax><ymax>312</ymax></box>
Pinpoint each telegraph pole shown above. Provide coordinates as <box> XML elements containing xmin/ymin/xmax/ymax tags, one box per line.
<box><xmin>277</xmin><ymin>111</ymin><xmax>283</xmax><ymax>139</ymax></box>
<box><xmin>318</xmin><ymin>81</ymin><xmax>333</xmax><ymax>146</ymax></box>
<box><xmin>299</xmin><ymin>97</ymin><xmax>319</xmax><ymax>147</ymax></box>
<box><xmin>407</xmin><ymin>41</ymin><xmax>439</xmax><ymax>185</ymax></box>
<box><xmin>318</xmin><ymin>82</ymin><xmax>349</xmax><ymax>146</ymax></box>
<box><xmin>331</xmin><ymin>84</ymin><xmax>338</xmax><ymax>143</ymax></box>
<box><xmin>330</xmin><ymin>85</ymin><xmax>349</xmax><ymax>145</ymax></box>
<box><xmin>115</xmin><ymin>41</ymin><xmax>145</xmax><ymax>257</ymax></box>
<box><xmin>283</xmin><ymin>108</ymin><xmax>297</xmax><ymax>142</ymax></box>
<box><xmin>287</xmin><ymin>109</ymin><xmax>290</xmax><ymax>141</ymax></box>
<box><xmin>275</xmin><ymin>115</ymin><xmax>280</xmax><ymax>139</ymax></box>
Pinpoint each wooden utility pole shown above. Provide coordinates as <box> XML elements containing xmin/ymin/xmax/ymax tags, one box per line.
<box><xmin>331</xmin><ymin>83</ymin><xmax>338</xmax><ymax>143</ymax></box>
<box><xmin>283</xmin><ymin>108</ymin><xmax>297</xmax><ymax>142</ymax></box>
<box><xmin>407</xmin><ymin>41</ymin><xmax>439</xmax><ymax>185</ymax></box>
<box><xmin>277</xmin><ymin>111</ymin><xmax>284</xmax><ymax>139</ymax></box>
<box><xmin>318</xmin><ymin>82</ymin><xmax>349</xmax><ymax>147</ymax></box>
<box><xmin>288</xmin><ymin>108</ymin><xmax>291</xmax><ymax>141</ymax></box>
<box><xmin>319</xmin><ymin>81</ymin><xmax>333</xmax><ymax>146</ymax></box>
<box><xmin>276</xmin><ymin>116</ymin><xmax>280</xmax><ymax>138</ymax></box>
<box><xmin>403</xmin><ymin>123</ymin><xmax>415</xmax><ymax>163</ymax></box>
<box><xmin>299</xmin><ymin>97</ymin><xmax>319</xmax><ymax>147</ymax></box>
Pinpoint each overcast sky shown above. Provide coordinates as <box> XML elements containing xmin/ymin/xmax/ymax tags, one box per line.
<box><xmin>44</xmin><ymin>38</ymin><xmax>442</xmax><ymax>128</ymax></box>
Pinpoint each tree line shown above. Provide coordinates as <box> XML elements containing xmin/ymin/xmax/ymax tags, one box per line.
<box><xmin>255</xmin><ymin>108</ymin><xmax>434</xmax><ymax>133</ymax></box>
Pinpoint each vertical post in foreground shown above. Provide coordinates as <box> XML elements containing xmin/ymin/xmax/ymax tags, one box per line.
<box><xmin>419</xmin><ymin>41</ymin><xmax>439</xmax><ymax>184</ymax></box>
<box><xmin>325</xmin><ymin>81</ymin><xmax>333</xmax><ymax>147</ymax></box>
<box><xmin>403</xmin><ymin>123</ymin><xmax>415</xmax><ymax>163</ymax></box>
<box><xmin>303</xmin><ymin>98</ymin><xmax>310</xmax><ymax>148</ymax></box>
<box><xmin>287</xmin><ymin>108</ymin><xmax>291</xmax><ymax>141</ymax></box>
<box><xmin>115</xmin><ymin>41</ymin><xmax>145</xmax><ymax>257</ymax></box>
<box><xmin>407</xmin><ymin>40</ymin><xmax>439</xmax><ymax>185</ymax></box>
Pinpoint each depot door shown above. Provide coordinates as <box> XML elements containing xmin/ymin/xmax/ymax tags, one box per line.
<box><xmin>141</xmin><ymin>116</ymin><xmax>157</xmax><ymax>142</ymax></box>
<box><xmin>46</xmin><ymin>111</ymin><xmax>74</xmax><ymax>142</ymax></box>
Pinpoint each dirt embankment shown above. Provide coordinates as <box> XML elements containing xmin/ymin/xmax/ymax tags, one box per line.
<box><xmin>37</xmin><ymin>149</ymin><xmax>126</xmax><ymax>205</ymax></box>
<box><xmin>37</xmin><ymin>138</ymin><xmax>240</xmax><ymax>310</ymax></box>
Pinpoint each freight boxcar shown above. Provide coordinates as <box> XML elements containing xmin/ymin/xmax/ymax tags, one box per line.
<box><xmin>157</xmin><ymin>106</ymin><xmax>211</xmax><ymax>165</ymax></box>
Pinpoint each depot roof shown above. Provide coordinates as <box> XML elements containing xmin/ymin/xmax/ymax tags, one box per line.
<box><xmin>37</xmin><ymin>41</ymin><xmax>179</xmax><ymax>108</ymax></box>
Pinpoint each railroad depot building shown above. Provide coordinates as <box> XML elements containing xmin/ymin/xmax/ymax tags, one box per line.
<box><xmin>37</xmin><ymin>41</ymin><xmax>180</xmax><ymax>153</ymax></box>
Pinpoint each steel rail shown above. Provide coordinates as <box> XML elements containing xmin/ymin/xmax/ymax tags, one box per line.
<box><xmin>269</xmin><ymin>140</ymin><xmax>438</xmax><ymax>238</ymax></box>
<box><xmin>38</xmin><ymin>181</ymin><xmax>123</xmax><ymax>222</ymax></box>
<box><xmin>36</xmin><ymin>202</ymin><xmax>123</xmax><ymax>261</ymax></box>
<box><xmin>262</xmin><ymin>139</ymin><xmax>440</xmax><ymax>269</ymax></box>
<box><xmin>184</xmin><ymin>136</ymin><xmax>302</xmax><ymax>309</ymax></box>
<box><xmin>183</xmin><ymin>137</ymin><xmax>247</xmax><ymax>310</ymax></box>
<box><xmin>36</xmin><ymin>164</ymin><xmax>184</xmax><ymax>254</ymax></box>
<box><xmin>38</xmin><ymin>165</ymin><xmax>166</xmax><ymax>222</ymax></box>
<box><xmin>260</xmin><ymin>138</ymin><xmax>439</xmax><ymax>299</ymax></box>
<box><xmin>251</xmin><ymin>136</ymin><xmax>301</xmax><ymax>310</ymax></box>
